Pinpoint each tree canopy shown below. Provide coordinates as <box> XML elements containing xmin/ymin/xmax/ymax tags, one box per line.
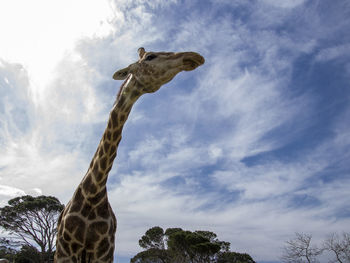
<box><xmin>0</xmin><ymin>238</ymin><xmax>41</xmax><ymax>263</ymax></box>
<box><xmin>0</xmin><ymin>195</ymin><xmax>64</xmax><ymax>263</ymax></box>
<box><xmin>131</xmin><ymin>226</ymin><xmax>255</xmax><ymax>263</ymax></box>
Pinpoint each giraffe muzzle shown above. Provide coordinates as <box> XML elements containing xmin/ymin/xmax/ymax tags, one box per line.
<box><xmin>182</xmin><ymin>52</ymin><xmax>205</xmax><ymax>71</ymax></box>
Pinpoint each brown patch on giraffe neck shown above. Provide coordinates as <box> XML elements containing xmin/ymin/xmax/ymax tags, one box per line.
<box><xmin>65</xmin><ymin>215</ymin><xmax>86</xmax><ymax>243</ymax></box>
<box><xmin>83</xmin><ymin>177</ymin><xmax>97</xmax><ymax>195</ymax></box>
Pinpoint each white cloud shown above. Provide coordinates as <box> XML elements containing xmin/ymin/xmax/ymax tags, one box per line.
<box><xmin>315</xmin><ymin>43</ymin><xmax>350</xmax><ymax>62</ymax></box>
<box><xmin>109</xmin><ymin>171</ymin><xmax>219</xmax><ymax>256</ymax></box>
<box><xmin>0</xmin><ymin>186</ymin><xmax>43</xmax><ymax>206</ymax></box>
<box><xmin>0</xmin><ymin>185</ymin><xmax>26</xmax><ymax>206</ymax></box>
<box><xmin>210</xmin><ymin>99</ymin><xmax>350</xmax><ymax>204</ymax></box>
<box><xmin>211</xmin><ymin>158</ymin><xmax>321</xmax><ymax>201</ymax></box>
<box><xmin>0</xmin><ymin>58</ymin><xmax>95</xmax><ymax>206</ymax></box>
<box><xmin>260</xmin><ymin>0</ymin><xmax>307</xmax><ymax>9</ymax></box>
<box><xmin>0</xmin><ymin>0</ymin><xmax>115</xmax><ymax>101</ymax></box>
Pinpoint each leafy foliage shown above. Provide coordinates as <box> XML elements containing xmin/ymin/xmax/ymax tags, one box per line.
<box><xmin>131</xmin><ymin>248</ymin><xmax>170</xmax><ymax>263</ymax></box>
<box><xmin>0</xmin><ymin>195</ymin><xmax>64</xmax><ymax>263</ymax></box>
<box><xmin>166</xmin><ymin>229</ymin><xmax>221</xmax><ymax>262</ymax></box>
<box><xmin>0</xmin><ymin>238</ymin><xmax>17</xmax><ymax>262</ymax></box>
<box><xmin>15</xmin><ymin>245</ymin><xmax>41</xmax><ymax>263</ymax></box>
<box><xmin>131</xmin><ymin>226</ymin><xmax>256</xmax><ymax>263</ymax></box>
<box><xmin>0</xmin><ymin>238</ymin><xmax>44</xmax><ymax>263</ymax></box>
<box><xmin>217</xmin><ymin>252</ymin><xmax>256</xmax><ymax>263</ymax></box>
<box><xmin>139</xmin><ymin>226</ymin><xmax>165</xmax><ymax>250</ymax></box>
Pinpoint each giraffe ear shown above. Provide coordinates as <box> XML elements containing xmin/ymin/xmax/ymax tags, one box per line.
<box><xmin>112</xmin><ymin>66</ymin><xmax>130</xmax><ymax>80</ymax></box>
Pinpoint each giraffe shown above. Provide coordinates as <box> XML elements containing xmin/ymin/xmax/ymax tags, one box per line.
<box><xmin>54</xmin><ymin>47</ymin><xmax>205</xmax><ymax>263</ymax></box>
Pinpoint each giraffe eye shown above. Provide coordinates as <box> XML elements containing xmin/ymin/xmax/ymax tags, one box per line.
<box><xmin>145</xmin><ymin>54</ymin><xmax>157</xmax><ymax>61</ymax></box>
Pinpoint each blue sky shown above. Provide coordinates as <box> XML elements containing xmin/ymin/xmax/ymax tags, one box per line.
<box><xmin>0</xmin><ymin>0</ymin><xmax>349</xmax><ymax>262</ymax></box>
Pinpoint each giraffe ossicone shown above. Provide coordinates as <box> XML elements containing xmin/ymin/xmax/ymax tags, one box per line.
<box><xmin>55</xmin><ymin>48</ymin><xmax>204</xmax><ymax>263</ymax></box>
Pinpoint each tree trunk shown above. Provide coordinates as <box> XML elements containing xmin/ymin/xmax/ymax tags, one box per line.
<box><xmin>40</xmin><ymin>246</ymin><xmax>45</xmax><ymax>263</ymax></box>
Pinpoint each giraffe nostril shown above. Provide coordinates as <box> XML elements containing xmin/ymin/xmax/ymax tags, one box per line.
<box><xmin>183</xmin><ymin>59</ymin><xmax>197</xmax><ymax>68</ymax></box>
<box><xmin>183</xmin><ymin>58</ymin><xmax>203</xmax><ymax>70</ymax></box>
<box><xmin>182</xmin><ymin>53</ymin><xmax>205</xmax><ymax>71</ymax></box>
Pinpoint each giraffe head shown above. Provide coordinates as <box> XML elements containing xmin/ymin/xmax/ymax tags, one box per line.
<box><xmin>112</xmin><ymin>47</ymin><xmax>205</xmax><ymax>93</ymax></box>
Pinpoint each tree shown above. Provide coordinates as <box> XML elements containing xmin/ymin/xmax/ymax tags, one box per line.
<box><xmin>139</xmin><ymin>226</ymin><xmax>166</xmax><ymax>250</ymax></box>
<box><xmin>281</xmin><ymin>233</ymin><xmax>322</xmax><ymax>263</ymax></box>
<box><xmin>0</xmin><ymin>238</ymin><xmax>17</xmax><ymax>262</ymax></box>
<box><xmin>323</xmin><ymin>232</ymin><xmax>350</xmax><ymax>263</ymax></box>
<box><xmin>130</xmin><ymin>248</ymin><xmax>170</xmax><ymax>263</ymax></box>
<box><xmin>131</xmin><ymin>226</ymin><xmax>256</xmax><ymax>263</ymax></box>
<box><xmin>166</xmin><ymin>229</ymin><xmax>221</xmax><ymax>262</ymax></box>
<box><xmin>15</xmin><ymin>245</ymin><xmax>41</xmax><ymax>263</ymax></box>
<box><xmin>0</xmin><ymin>239</ymin><xmax>42</xmax><ymax>263</ymax></box>
<box><xmin>217</xmin><ymin>252</ymin><xmax>255</xmax><ymax>263</ymax></box>
<box><xmin>0</xmin><ymin>195</ymin><xmax>64</xmax><ymax>263</ymax></box>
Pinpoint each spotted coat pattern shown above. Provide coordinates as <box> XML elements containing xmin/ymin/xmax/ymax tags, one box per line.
<box><xmin>54</xmin><ymin>48</ymin><xmax>204</xmax><ymax>263</ymax></box>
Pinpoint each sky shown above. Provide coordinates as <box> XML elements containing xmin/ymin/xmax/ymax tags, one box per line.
<box><xmin>0</xmin><ymin>0</ymin><xmax>349</xmax><ymax>262</ymax></box>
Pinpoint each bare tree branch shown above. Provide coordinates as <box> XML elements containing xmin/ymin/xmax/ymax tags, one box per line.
<box><xmin>281</xmin><ymin>233</ymin><xmax>322</xmax><ymax>263</ymax></box>
<box><xmin>323</xmin><ymin>232</ymin><xmax>350</xmax><ymax>263</ymax></box>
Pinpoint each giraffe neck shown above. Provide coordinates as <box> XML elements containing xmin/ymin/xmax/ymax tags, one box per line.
<box><xmin>75</xmin><ymin>74</ymin><xmax>142</xmax><ymax>205</ymax></box>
